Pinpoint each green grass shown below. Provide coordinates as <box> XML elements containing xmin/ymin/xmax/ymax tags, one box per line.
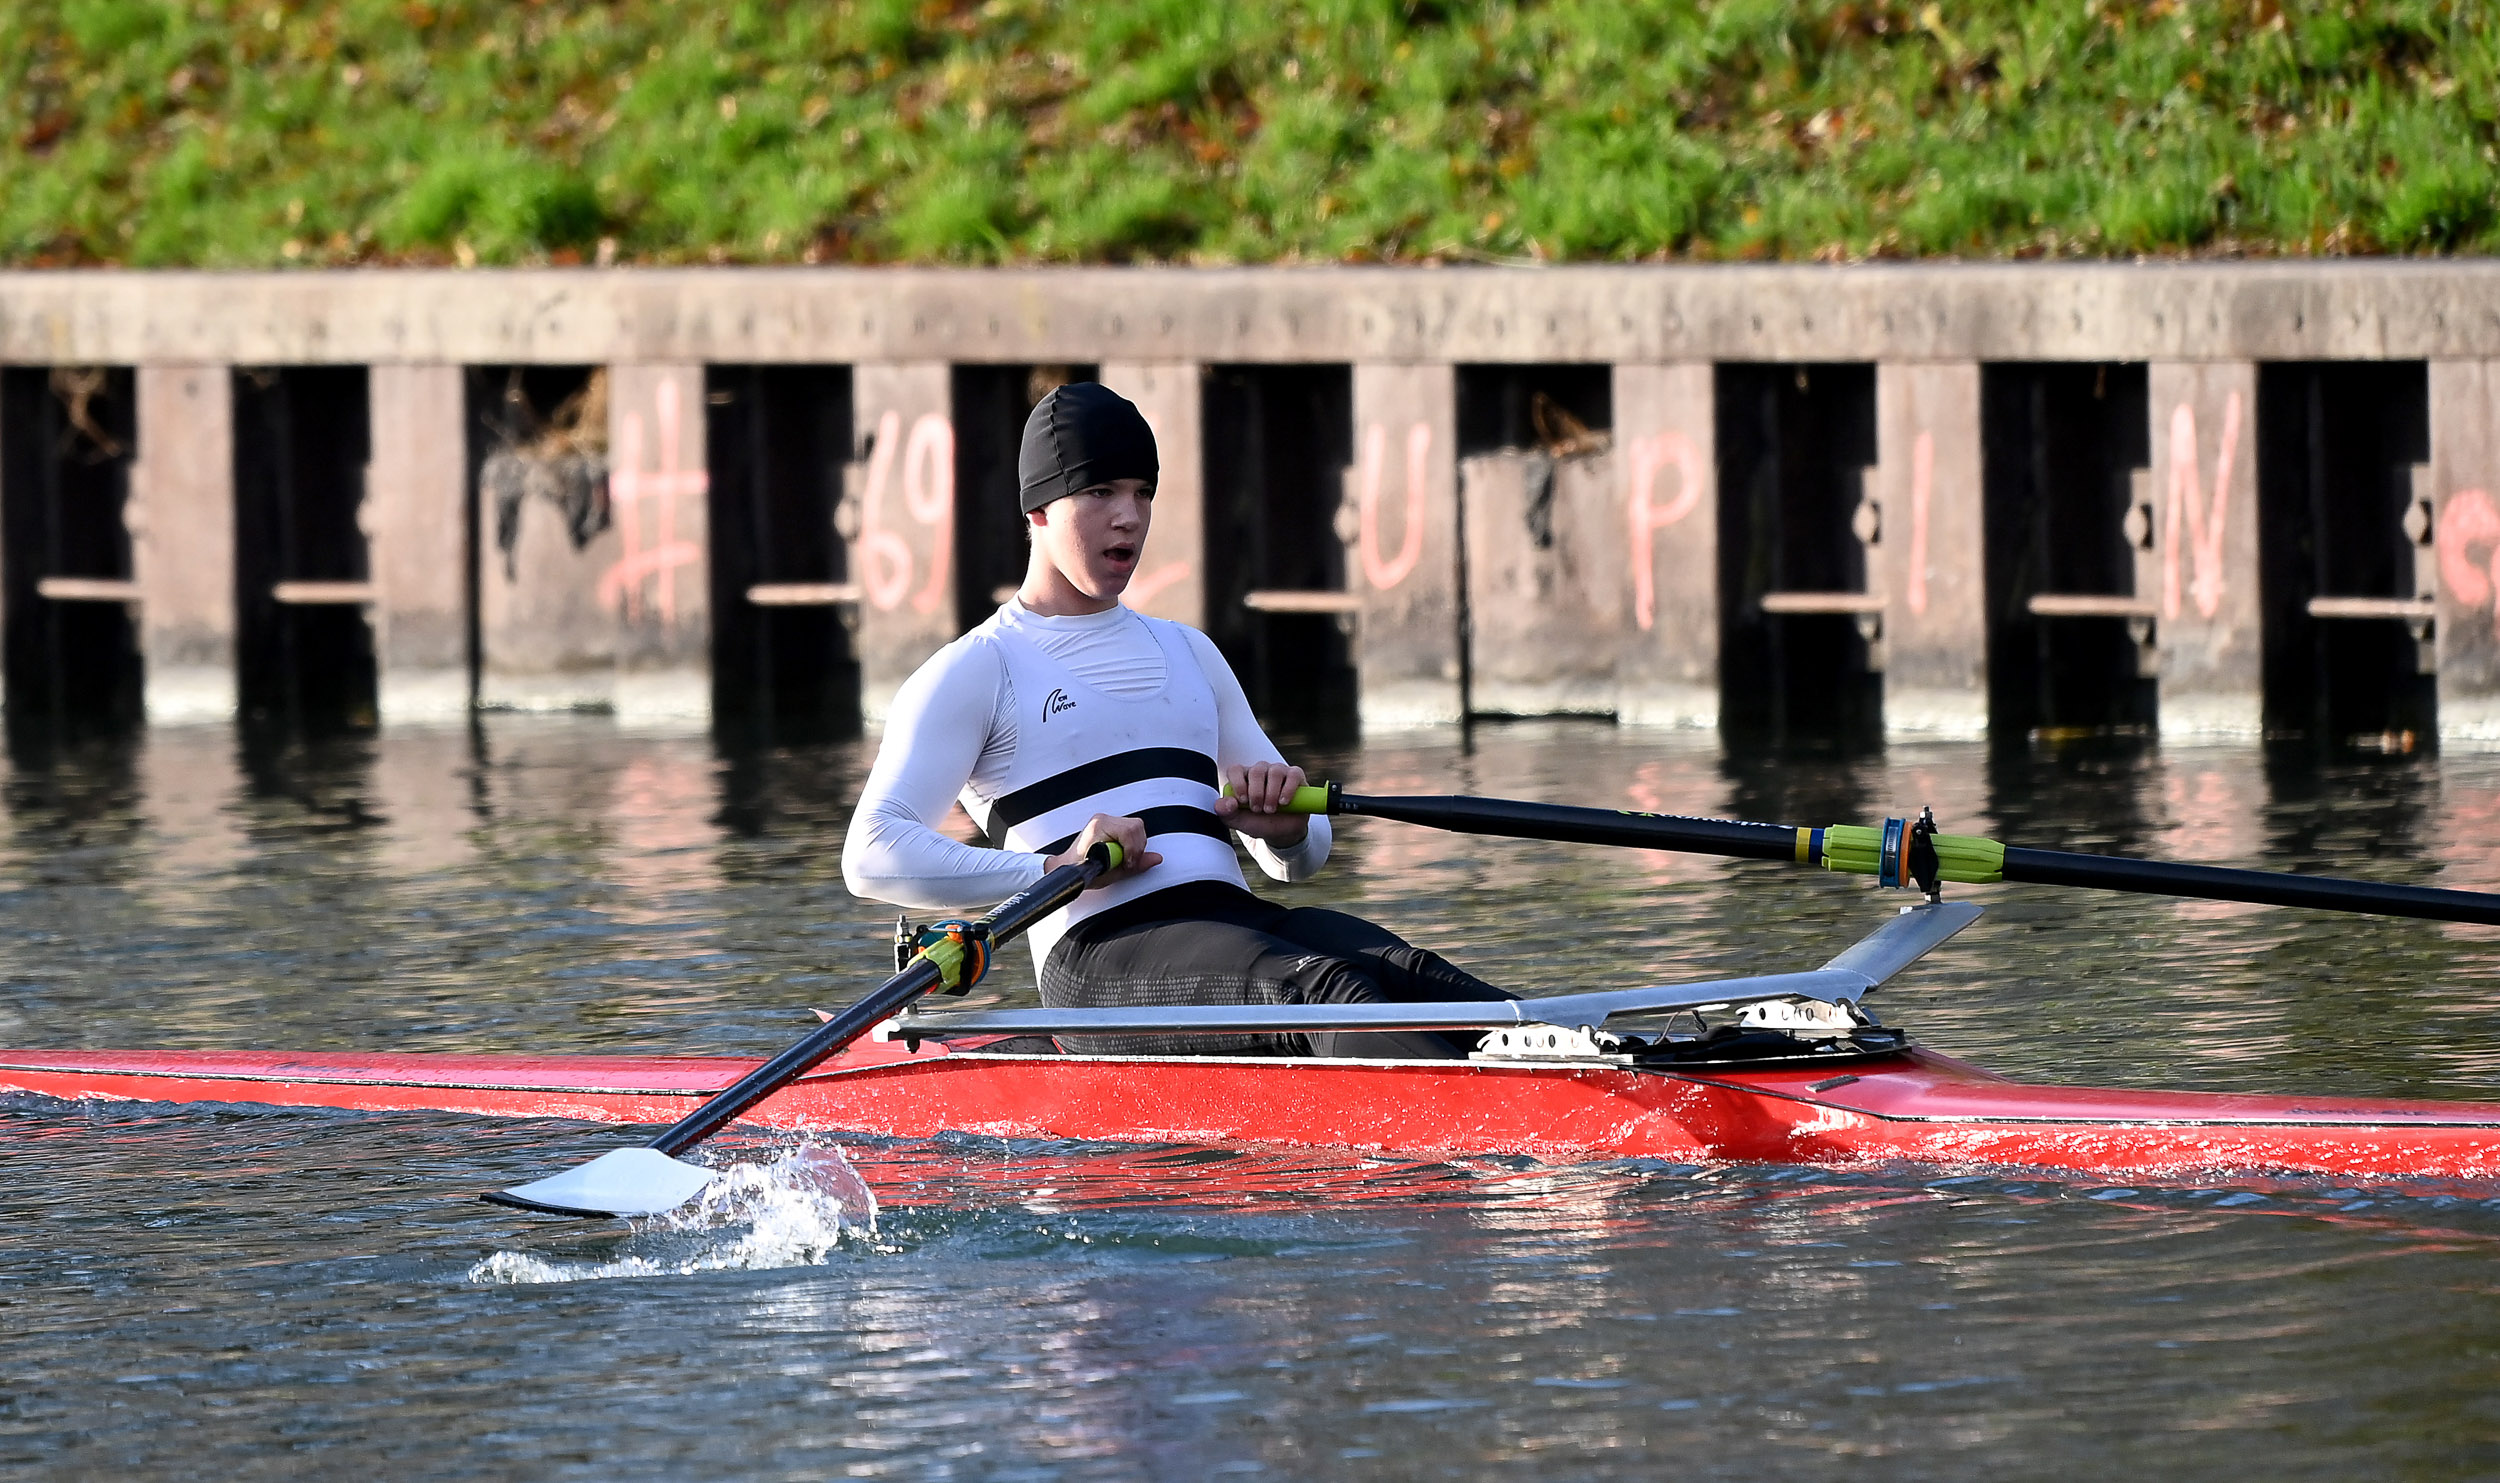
<box><xmin>3</xmin><ymin>0</ymin><xmax>2493</xmax><ymax>268</ymax></box>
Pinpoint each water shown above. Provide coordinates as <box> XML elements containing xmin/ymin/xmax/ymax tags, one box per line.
<box><xmin>8</xmin><ymin>718</ymin><xmax>2500</xmax><ymax>1478</ymax></box>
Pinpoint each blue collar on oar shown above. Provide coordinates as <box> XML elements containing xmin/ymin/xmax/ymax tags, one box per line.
<box><xmin>485</xmin><ymin>841</ymin><xmax>1124</xmax><ymax>1219</ymax></box>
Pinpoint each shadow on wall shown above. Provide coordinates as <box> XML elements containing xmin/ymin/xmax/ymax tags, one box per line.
<box><xmin>706</xmin><ymin>364</ymin><xmax>861</xmax><ymax>743</ymax></box>
<box><xmin>0</xmin><ymin>366</ymin><xmax>144</xmax><ymax>753</ymax></box>
<box><xmin>2258</xmin><ymin>361</ymin><xmax>2434</xmax><ymax>752</ymax></box>
<box><xmin>233</xmin><ymin>365</ymin><xmax>377</xmax><ymax>737</ymax></box>
<box><xmin>1202</xmin><ymin>364</ymin><xmax>1357</xmax><ymax>735</ymax></box>
<box><xmin>1716</xmin><ymin>363</ymin><xmax>1881</xmax><ymax>751</ymax></box>
<box><xmin>1981</xmin><ymin>362</ymin><xmax>2156</xmax><ymax>745</ymax></box>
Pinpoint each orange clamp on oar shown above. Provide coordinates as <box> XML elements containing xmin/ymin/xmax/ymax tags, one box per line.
<box><xmin>909</xmin><ymin>919</ymin><xmax>992</xmax><ymax>996</ymax></box>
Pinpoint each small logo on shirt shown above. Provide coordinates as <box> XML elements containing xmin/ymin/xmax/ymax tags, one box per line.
<box><xmin>1042</xmin><ymin>688</ymin><xmax>1076</xmax><ymax>721</ymax></box>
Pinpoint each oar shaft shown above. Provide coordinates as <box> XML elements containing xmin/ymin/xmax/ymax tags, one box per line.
<box><xmin>1319</xmin><ymin>787</ymin><xmax>2500</xmax><ymax>926</ymax></box>
<box><xmin>645</xmin><ymin>847</ymin><xmax>1116</xmax><ymax>1157</ymax></box>
<box><xmin>2003</xmin><ymin>846</ymin><xmax>2500</xmax><ymax>926</ymax></box>
<box><xmin>649</xmin><ymin>961</ymin><xmax>941</xmax><ymax>1156</ymax></box>
<box><xmin>1334</xmin><ymin>791</ymin><xmax>1799</xmax><ymax>862</ymax></box>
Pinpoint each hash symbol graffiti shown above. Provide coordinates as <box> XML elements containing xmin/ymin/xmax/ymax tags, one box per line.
<box><xmin>599</xmin><ymin>376</ymin><xmax>706</xmax><ymax>624</ymax></box>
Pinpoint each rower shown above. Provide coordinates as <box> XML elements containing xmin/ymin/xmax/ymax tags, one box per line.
<box><xmin>840</xmin><ymin>382</ymin><xmax>1513</xmax><ymax>1058</ymax></box>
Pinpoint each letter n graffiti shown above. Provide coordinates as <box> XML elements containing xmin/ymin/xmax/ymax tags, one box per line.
<box><xmin>2162</xmin><ymin>391</ymin><xmax>2242</xmax><ymax>622</ymax></box>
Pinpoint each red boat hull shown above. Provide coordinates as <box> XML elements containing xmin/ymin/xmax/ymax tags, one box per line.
<box><xmin>10</xmin><ymin>1040</ymin><xmax>2500</xmax><ymax>1181</ymax></box>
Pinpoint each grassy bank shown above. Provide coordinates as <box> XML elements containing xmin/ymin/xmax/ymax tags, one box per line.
<box><xmin>3</xmin><ymin>0</ymin><xmax>2493</xmax><ymax>268</ymax></box>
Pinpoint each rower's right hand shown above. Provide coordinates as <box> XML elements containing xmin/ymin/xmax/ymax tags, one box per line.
<box><xmin>1046</xmin><ymin>814</ymin><xmax>1159</xmax><ymax>887</ymax></box>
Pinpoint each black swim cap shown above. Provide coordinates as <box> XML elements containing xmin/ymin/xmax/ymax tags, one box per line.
<box><xmin>1016</xmin><ymin>383</ymin><xmax>1158</xmax><ymax>514</ymax></box>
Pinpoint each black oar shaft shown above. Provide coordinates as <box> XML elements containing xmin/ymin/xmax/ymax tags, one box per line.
<box><xmin>649</xmin><ymin>961</ymin><xmax>941</xmax><ymax>1156</ymax></box>
<box><xmin>1335</xmin><ymin>792</ymin><xmax>1798</xmax><ymax>861</ymax></box>
<box><xmin>1329</xmin><ymin>788</ymin><xmax>2500</xmax><ymax>927</ymax></box>
<box><xmin>644</xmin><ymin>847</ymin><xmax>1116</xmax><ymax>1158</ymax></box>
<box><xmin>2002</xmin><ymin>846</ymin><xmax>2500</xmax><ymax>926</ymax></box>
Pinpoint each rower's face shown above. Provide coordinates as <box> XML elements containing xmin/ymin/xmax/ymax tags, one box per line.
<box><xmin>1030</xmin><ymin>478</ymin><xmax>1154</xmax><ymax>597</ymax></box>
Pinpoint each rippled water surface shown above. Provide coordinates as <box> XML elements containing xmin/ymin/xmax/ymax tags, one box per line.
<box><xmin>9</xmin><ymin>719</ymin><xmax>2500</xmax><ymax>1478</ymax></box>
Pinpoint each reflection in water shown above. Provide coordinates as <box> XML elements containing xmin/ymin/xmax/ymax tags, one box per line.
<box><xmin>8</xmin><ymin>722</ymin><xmax>2500</xmax><ymax>1476</ymax></box>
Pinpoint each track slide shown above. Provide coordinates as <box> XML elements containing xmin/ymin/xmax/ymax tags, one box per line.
<box><xmin>892</xmin><ymin>901</ymin><xmax>1983</xmax><ymax>1042</ymax></box>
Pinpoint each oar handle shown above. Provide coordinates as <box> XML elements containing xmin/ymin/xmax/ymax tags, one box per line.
<box><xmin>646</xmin><ymin>841</ymin><xmax>1122</xmax><ymax>1157</ymax></box>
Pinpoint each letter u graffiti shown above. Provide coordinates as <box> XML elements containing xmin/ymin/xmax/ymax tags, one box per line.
<box><xmin>1357</xmin><ymin>421</ymin><xmax>1431</xmax><ymax>591</ymax></box>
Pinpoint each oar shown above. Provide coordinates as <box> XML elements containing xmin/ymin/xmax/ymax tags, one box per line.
<box><xmin>1270</xmin><ymin>783</ymin><xmax>2500</xmax><ymax>927</ymax></box>
<box><xmin>486</xmin><ymin>841</ymin><xmax>1124</xmax><ymax>1218</ymax></box>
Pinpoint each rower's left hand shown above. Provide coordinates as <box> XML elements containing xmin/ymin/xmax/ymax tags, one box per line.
<box><xmin>1215</xmin><ymin>761</ymin><xmax>1310</xmax><ymax>846</ymax></box>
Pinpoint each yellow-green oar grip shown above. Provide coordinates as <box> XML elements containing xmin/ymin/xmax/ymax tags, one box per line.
<box><xmin>1217</xmin><ymin>782</ymin><xmax>1334</xmax><ymax>814</ymax></box>
<box><xmin>1087</xmin><ymin>839</ymin><xmax>1125</xmax><ymax>871</ymax></box>
<box><xmin>1815</xmin><ymin>824</ymin><xmax>2005</xmax><ymax>884</ymax></box>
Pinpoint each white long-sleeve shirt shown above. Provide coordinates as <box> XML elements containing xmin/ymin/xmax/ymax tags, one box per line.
<box><xmin>842</xmin><ymin>599</ymin><xmax>1330</xmax><ymax>979</ymax></box>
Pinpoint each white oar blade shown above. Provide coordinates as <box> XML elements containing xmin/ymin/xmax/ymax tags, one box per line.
<box><xmin>486</xmin><ymin>1147</ymin><xmax>717</xmax><ymax>1218</ymax></box>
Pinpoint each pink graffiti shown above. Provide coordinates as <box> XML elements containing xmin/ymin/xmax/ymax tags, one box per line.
<box><xmin>1907</xmin><ymin>429</ymin><xmax>1933</xmax><ymax>617</ymax></box>
<box><xmin>902</xmin><ymin>413</ymin><xmax>954</xmax><ymax>616</ymax></box>
<box><xmin>1627</xmin><ymin>430</ymin><xmax>1704</xmax><ymax>632</ymax></box>
<box><xmin>1357</xmin><ymin>421</ymin><xmax>1431</xmax><ymax>592</ymax></box>
<box><xmin>2437</xmin><ymin>486</ymin><xmax>2500</xmax><ymax>632</ymax></box>
<box><xmin>857</xmin><ymin>410</ymin><xmax>956</xmax><ymax>614</ymax></box>
<box><xmin>601</xmin><ymin>376</ymin><xmax>707</xmax><ymax>624</ymax></box>
<box><xmin>2162</xmin><ymin>391</ymin><xmax>2242</xmax><ymax>622</ymax></box>
<box><xmin>1124</xmin><ymin>561</ymin><xmax>1192</xmax><ymax>614</ymax></box>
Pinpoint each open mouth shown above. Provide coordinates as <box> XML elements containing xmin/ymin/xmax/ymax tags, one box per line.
<box><xmin>1103</xmin><ymin>543</ymin><xmax>1137</xmax><ymax>568</ymax></box>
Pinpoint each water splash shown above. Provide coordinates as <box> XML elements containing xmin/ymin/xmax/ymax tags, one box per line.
<box><xmin>470</xmin><ymin>1144</ymin><xmax>879</xmax><ymax>1285</ymax></box>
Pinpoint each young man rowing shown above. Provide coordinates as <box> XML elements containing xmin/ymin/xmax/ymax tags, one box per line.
<box><xmin>842</xmin><ymin>383</ymin><xmax>1511</xmax><ymax>1056</ymax></box>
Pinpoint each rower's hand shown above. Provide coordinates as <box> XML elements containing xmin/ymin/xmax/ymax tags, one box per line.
<box><xmin>1214</xmin><ymin>762</ymin><xmax>1311</xmax><ymax>847</ymax></box>
<box><xmin>1046</xmin><ymin>814</ymin><xmax>1159</xmax><ymax>887</ymax></box>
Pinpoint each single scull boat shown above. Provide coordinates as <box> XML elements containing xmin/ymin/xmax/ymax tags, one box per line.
<box><xmin>10</xmin><ymin>897</ymin><xmax>2500</xmax><ymax>1183</ymax></box>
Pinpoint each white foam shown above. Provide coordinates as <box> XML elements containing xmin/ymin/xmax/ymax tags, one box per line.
<box><xmin>470</xmin><ymin>1145</ymin><xmax>880</xmax><ymax>1285</ymax></box>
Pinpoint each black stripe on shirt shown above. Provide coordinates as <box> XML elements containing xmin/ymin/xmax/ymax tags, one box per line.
<box><xmin>989</xmin><ymin>747</ymin><xmax>1218</xmax><ymax>829</ymax></box>
<box><xmin>1038</xmin><ymin>805</ymin><xmax>1233</xmax><ymax>859</ymax></box>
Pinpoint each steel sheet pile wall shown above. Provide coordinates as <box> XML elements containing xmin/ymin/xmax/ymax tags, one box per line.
<box><xmin>5</xmin><ymin>263</ymin><xmax>2500</xmax><ymax>744</ymax></box>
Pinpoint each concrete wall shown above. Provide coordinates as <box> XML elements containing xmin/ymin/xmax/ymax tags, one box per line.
<box><xmin>1462</xmin><ymin>447</ymin><xmax>1619</xmax><ymax>717</ymax></box>
<box><xmin>131</xmin><ymin>365</ymin><xmax>233</xmax><ymax>721</ymax></box>
<box><xmin>1873</xmin><ymin>362</ymin><xmax>1987</xmax><ymax>737</ymax></box>
<box><xmin>2433</xmin><ymin>361</ymin><xmax>2500</xmax><ymax>739</ymax></box>
<box><xmin>17</xmin><ymin>263</ymin><xmax>2500</xmax><ymax>367</ymax></box>
<box><xmin>17</xmin><ymin>264</ymin><xmax>2500</xmax><ymax>739</ymax></box>
<box><xmin>1614</xmin><ymin>363</ymin><xmax>1717</xmax><ymax>728</ymax></box>
<box><xmin>365</xmin><ymin>364</ymin><xmax>467</xmax><ymax>721</ymax></box>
